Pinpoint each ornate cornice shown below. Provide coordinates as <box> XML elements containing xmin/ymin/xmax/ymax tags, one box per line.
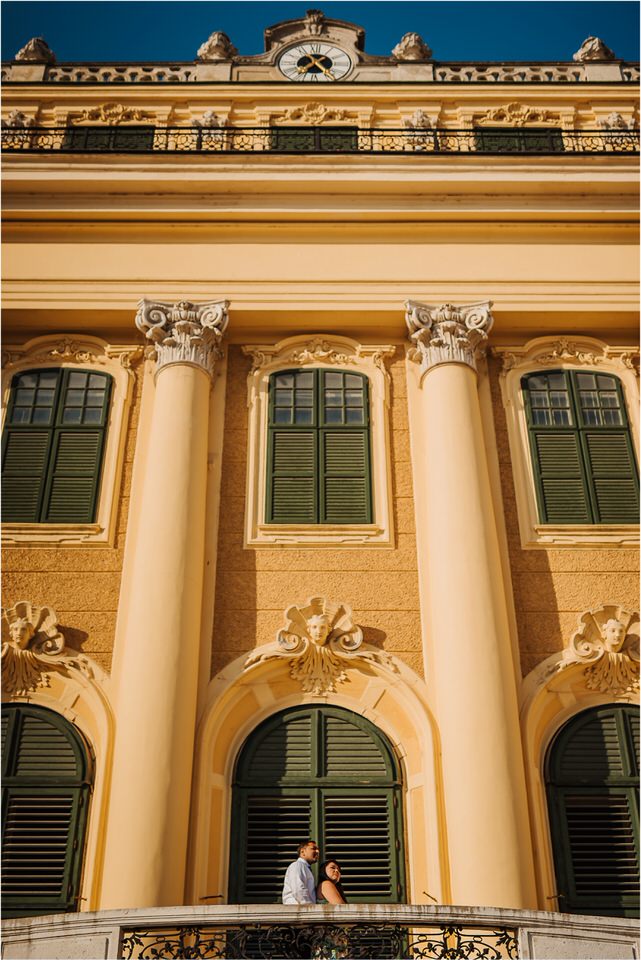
<box><xmin>2</xmin><ymin>602</ymin><xmax>93</xmax><ymax>696</ymax></box>
<box><xmin>559</xmin><ymin>605</ymin><xmax>639</xmax><ymax>696</ymax></box>
<box><xmin>244</xmin><ymin>597</ymin><xmax>397</xmax><ymax>694</ymax></box>
<box><xmin>405</xmin><ymin>300</ymin><xmax>494</xmax><ymax>374</ymax></box>
<box><xmin>135</xmin><ymin>299</ymin><xmax>229</xmax><ymax>379</ymax></box>
<box><xmin>495</xmin><ymin>338</ymin><xmax>639</xmax><ymax>374</ymax></box>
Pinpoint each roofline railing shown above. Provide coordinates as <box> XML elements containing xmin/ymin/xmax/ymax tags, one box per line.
<box><xmin>1</xmin><ymin>126</ymin><xmax>639</xmax><ymax>156</ymax></box>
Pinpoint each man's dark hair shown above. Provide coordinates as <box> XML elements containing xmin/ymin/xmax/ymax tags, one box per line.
<box><xmin>297</xmin><ymin>839</ymin><xmax>316</xmax><ymax>855</ymax></box>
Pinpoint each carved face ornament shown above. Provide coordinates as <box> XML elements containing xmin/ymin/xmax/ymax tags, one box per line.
<box><xmin>601</xmin><ymin>618</ymin><xmax>626</xmax><ymax>652</ymax></box>
<box><xmin>306</xmin><ymin>614</ymin><xmax>331</xmax><ymax>646</ymax></box>
<box><xmin>8</xmin><ymin>617</ymin><xmax>35</xmax><ymax>649</ymax></box>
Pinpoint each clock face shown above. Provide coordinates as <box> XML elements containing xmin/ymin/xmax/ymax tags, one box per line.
<box><xmin>278</xmin><ymin>42</ymin><xmax>353</xmax><ymax>82</ymax></box>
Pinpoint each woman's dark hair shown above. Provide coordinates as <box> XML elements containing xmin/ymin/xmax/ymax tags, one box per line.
<box><xmin>318</xmin><ymin>859</ymin><xmax>348</xmax><ymax>903</ymax></box>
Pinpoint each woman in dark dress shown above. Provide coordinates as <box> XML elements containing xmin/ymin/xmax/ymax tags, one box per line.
<box><xmin>316</xmin><ymin>859</ymin><xmax>347</xmax><ymax>904</ymax></box>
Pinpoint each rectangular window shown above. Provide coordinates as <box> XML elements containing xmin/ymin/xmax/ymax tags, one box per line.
<box><xmin>271</xmin><ymin>126</ymin><xmax>359</xmax><ymax>152</ymax></box>
<box><xmin>475</xmin><ymin>126</ymin><xmax>564</xmax><ymax>153</ymax></box>
<box><xmin>523</xmin><ymin>370</ymin><xmax>639</xmax><ymax>524</ymax></box>
<box><xmin>62</xmin><ymin>125</ymin><xmax>156</xmax><ymax>152</ymax></box>
<box><xmin>2</xmin><ymin>368</ymin><xmax>112</xmax><ymax>523</ymax></box>
<box><xmin>266</xmin><ymin>369</ymin><xmax>372</xmax><ymax>524</ymax></box>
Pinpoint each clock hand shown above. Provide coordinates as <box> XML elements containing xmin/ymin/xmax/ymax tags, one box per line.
<box><xmin>308</xmin><ymin>55</ymin><xmax>336</xmax><ymax>79</ymax></box>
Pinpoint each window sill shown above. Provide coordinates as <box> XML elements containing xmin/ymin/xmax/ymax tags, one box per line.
<box><xmin>522</xmin><ymin>524</ymin><xmax>639</xmax><ymax>549</ymax></box>
<box><xmin>2</xmin><ymin>522</ymin><xmax>108</xmax><ymax>546</ymax></box>
<box><xmin>246</xmin><ymin>523</ymin><xmax>392</xmax><ymax>548</ymax></box>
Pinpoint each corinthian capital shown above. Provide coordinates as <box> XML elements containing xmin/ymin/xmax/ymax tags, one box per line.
<box><xmin>405</xmin><ymin>300</ymin><xmax>494</xmax><ymax>374</ymax></box>
<box><xmin>135</xmin><ymin>299</ymin><xmax>229</xmax><ymax>378</ymax></box>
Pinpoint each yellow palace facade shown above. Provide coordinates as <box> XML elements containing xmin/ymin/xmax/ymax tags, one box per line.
<box><xmin>1</xmin><ymin>11</ymin><xmax>639</xmax><ymax>959</ymax></box>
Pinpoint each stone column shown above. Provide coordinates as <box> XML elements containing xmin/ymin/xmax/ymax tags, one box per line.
<box><xmin>405</xmin><ymin>300</ymin><xmax>536</xmax><ymax>909</ymax></box>
<box><xmin>100</xmin><ymin>299</ymin><xmax>229</xmax><ymax>909</ymax></box>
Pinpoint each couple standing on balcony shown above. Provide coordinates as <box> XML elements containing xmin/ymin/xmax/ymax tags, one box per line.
<box><xmin>282</xmin><ymin>840</ymin><xmax>348</xmax><ymax>905</ymax></box>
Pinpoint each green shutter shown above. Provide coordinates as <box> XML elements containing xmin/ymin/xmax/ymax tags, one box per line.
<box><xmin>523</xmin><ymin>370</ymin><xmax>639</xmax><ymax>525</ymax></box>
<box><xmin>1</xmin><ymin>705</ymin><xmax>92</xmax><ymax>918</ymax></box>
<box><xmin>546</xmin><ymin>705</ymin><xmax>639</xmax><ymax>918</ymax></box>
<box><xmin>582</xmin><ymin>433</ymin><xmax>639</xmax><ymax>523</ymax></box>
<box><xmin>1</xmin><ymin>431</ymin><xmax>51</xmax><ymax>522</ymax></box>
<box><xmin>266</xmin><ymin>369</ymin><xmax>372</xmax><ymax>525</ymax></box>
<box><xmin>231</xmin><ymin>706</ymin><xmax>406</xmax><ymax>904</ymax></box>
<box><xmin>1</xmin><ymin>368</ymin><xmax>112</xmax><ymax>524</ymax></box>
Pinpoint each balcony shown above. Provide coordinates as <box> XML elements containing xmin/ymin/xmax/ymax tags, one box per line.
<box><xmin>1</xmin><ymin>126</ymin><xmax>639</xmax><ymax>156</ymax></box>
<box><xmin>1</xmin><ymin>905</ymin><xmax>639</xmax><ymax>959</ymax></box>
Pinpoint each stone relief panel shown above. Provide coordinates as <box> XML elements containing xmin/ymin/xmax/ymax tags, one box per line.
<box><xmin>244</xmin><ymin>597</ymin><xmax>398</xmax><ymax>694</ymax></box>
<box><xmin>474</xmin><ymin>102</ymin><xmax>562</xmax><ymax>126</ymax></box>
<box><xmin>2</xmin><ymin>601</ymin><xmax>94</xmax><ymax>696</ymax></box>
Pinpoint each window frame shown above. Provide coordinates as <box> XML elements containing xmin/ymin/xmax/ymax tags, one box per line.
<box><xmin>496</xmin><ymin>337</ymin><xmax>640</xmax><ymax>548</ymax></box>
<box><xmin>242</xmin><ymin>335</ymin><xmax>396</xmax><ymax>548</ymax></box>
<box><xmin>1</xmin><ymin>335</ymin><xmax>139</xmax><ymax>546</ymax></box>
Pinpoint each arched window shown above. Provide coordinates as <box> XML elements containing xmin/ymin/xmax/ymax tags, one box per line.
<box><xmin>522</xmin><ymin>369</ymin><xmax>639</xmax><ymax>524</ymax></box>
<box><xmin>546</xmin><ymin>704</ymin><xmax>639</xmax><ymax>917</ymax></box>
<box><xmin>1</xmin><ymin>704</ymin><xmax>93</xmax><ymax>918</ymax></box>
<box><xmin>1</xmin><ymin>367</ymin><xmax>112</xmax><ymax>523</ymax></box>
<box><xmin>267</xmin><ymin>368</ymin><xmax>372</xmax><ymax>524</ymax></box>
<box><xmin>229</xmin><ymin>705</ymin><xmax>406</xmax><ymax>903</ymax></box>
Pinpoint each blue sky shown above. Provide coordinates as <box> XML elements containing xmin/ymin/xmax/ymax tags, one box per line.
<box><xmin>2</xmin><ymin>1</ymin><xmax>639</xmax><ymax>63</ymax></box>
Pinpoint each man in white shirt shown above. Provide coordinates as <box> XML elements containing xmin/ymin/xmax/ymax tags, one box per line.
<box><xmin>282</xmin><ymin>839</ymin><xmax>319</xmax><ymax>904</ymax></box>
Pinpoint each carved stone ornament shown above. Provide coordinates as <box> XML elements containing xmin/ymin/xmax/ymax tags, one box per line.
<box><xmin>404</xmin><ymin>109</ymin><xmax>432</xmax><ymax>130</ymax></box>
<box><xmin>245</xmin><ymin>597</ymin><xmax>397</xmax><ymax>695</ymax></box>
<box><xmin>305</xmin><ymin>9</ymin><xmax>325</xmax><ymax>36</ymax></box>
<box><xmin>476</xmin><ymin>102</ymin><xmax>560</xmax><ymax>127</ymax></box>
<box><xmin>191</xmin><ymin>110</ymin><xmax>222</xmax><ymax>129</ymax></box>
<box><xmin>2</xmin><ymin>602</ymin><xmax>94</xmax><ymax>696</ymax></box>
<box><xmin>495</xmin><ymin>339</ymin><xmax>639</xmax><ymax>374</ymax></box>
<box><xmin>274</xmin><ymin>102</ymin><xmax>349</xmax><ymax>125</ymax></box>
<box><xmin>14</xmin><ymin>36</ymin><xmax>56</xmax><ymax>63</ymax></box>
<box><xmin>573</xmin><ymin>36</ymin><xmax>616</xmax><ymax>62</ymax></box>
<box><xmin>243</xmin><ymin>338</ymin><xmax>396</xmax><ymax>375</ymax></box>
<box><xmin>392</xmin><ymin>32</ymin><xmax>432</xmax><ymax>61</ymax></box>
<box><xmin>1</xmin><ymin>337</ymin><xmax>143</xmax><ymax>371</ymax></box>
<box><xmin>135</xmin><ymin>299</ymin><xmax>229</xmax><ymax>379</ymax></box>
<box><xmin>196</xmin><ymin>31</ymin><xmax>238</xmax><ymax>61</ymax></box>
<box><xmin>406</xmin><ymin>300</ymin><xmax>494</xmax><ymax>374</ymax></box>
<box><xmin>560</xmin><ymin>605</ymin><xmax>639</xmax><ymax>696</ymax></box>
<box><xmin>77</xmin><ymin>102</ymin><xmax>154</xmax><ymax>125</ymax></box>
<box><xmin>2</xmin><ymin>110</ymin><xmax>35</xmax><ymax>129</ymax></box>
<box><xmin>596</xmin><ymin>112</ymin><xmax>630</xmax><ymax>130</ymax></box>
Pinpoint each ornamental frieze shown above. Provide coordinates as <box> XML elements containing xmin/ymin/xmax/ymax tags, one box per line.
<box><xmin>244</xmin><ymin>597</ymin><xmax>397</xmax><ymax>695</ymax></box>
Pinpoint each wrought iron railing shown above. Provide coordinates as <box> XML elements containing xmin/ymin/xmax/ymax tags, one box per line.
<box><xmin>1</xmin><ymin>126</ymin><xmax>639</xmax><ymax>155</ymax></box>
<box><xmin>120</xmin><ymin>920</ymin><xmax>519</xmax><ymax>959</ymax></box>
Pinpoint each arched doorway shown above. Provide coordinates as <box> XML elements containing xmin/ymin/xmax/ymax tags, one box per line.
<box><xmin>229</xmin><ymin>705</ymin><xmax>406</xmax><ymax>903</ymax></box>
<box><xmin>1</xmin><ymin>703</ymin><xmax>93</xmax><ymax>918</ymax></box>
<box><xmin>545</xmin><ymin>704</ymin><xmax>639</xmax><ymax>917</ymax></box>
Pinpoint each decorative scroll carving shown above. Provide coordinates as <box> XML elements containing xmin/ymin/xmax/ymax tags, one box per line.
<box><xmin>197</xmin><ymin>31</ymin><xmax>238</xmax><ymax>61</ymax></box>
<box><xmin>2</xmin><ymin>602</ymin><xmax>94</xmax><ymax>696</ymax></box>
<box><xmin>76</xmin><ymin>102</ymin><xmax>155</xmax><ymax>125</ymax></box>
<box><xmin>392</xmin><ymin>33</ymin><xmax>432</xmax><ymax>61</ymax></box>
<box><xmin>406</xmin><ymin>300</ymin><xmax>494</xmax><ymax>374</ymax></box>
<box><xmin>573</xmin><ymin>36</ymin><xmax>616</xmax><ymax>62</ymax></box>
<box><xmin>243</xmin><ymin>339</ymin><xmax>396</xmax><ymax>374</ymax></box>
<box><xmin>2</xmin><ymin>110</ymin><xmax>35</xmax><ymax>128</ymax></box>
<box><xmin>597</xmin><ymin>112</ymin><xmax>630</xmax><ymax>130</ymax></box>
<box><xmin>2</xmin><ymin>338</ymin><xmax>144</xmax><ymax>371</ymax></box>
<box><xmin>560</xmin><ymin>606</ymin><xmax>639</xmax><ymax>695</ymax></box>
<box><xmin>135</xmin><ymin>299</ymin><xmax>229</xmax><ymax>379</ymax></box>
<box><xmin>475</xmin><ymin>102</ymin><xmax>561</xmax><ymax>126</ymax></box>
<box><xmin>495</xmin><ymin>339</ymin><xmax>639</xmax><ymax>374</ymax></box>
<box><xmin>14</xmin><ymin>37</ymin><xmax>56</xmax><ymax>63</ymax></box>
<box><xmin>244</xmin><ymin>597</ymin><xmax>397</xmax><ymax>694</ymax></box>
<box><xmin>305</xmin><ymin>9</ymin><xmax>325</xmax><ymax>36</ymax></box>
<box><xmin>274</xmin><ymin>102</ymin><xmax>349</xmax><ymax>125</ymax></box>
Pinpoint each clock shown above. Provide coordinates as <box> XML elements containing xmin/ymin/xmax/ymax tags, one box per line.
<box><xmin>278</xmin><ymin>42</ymin><xmax>353</xmax><ymax>82</ymax></box>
